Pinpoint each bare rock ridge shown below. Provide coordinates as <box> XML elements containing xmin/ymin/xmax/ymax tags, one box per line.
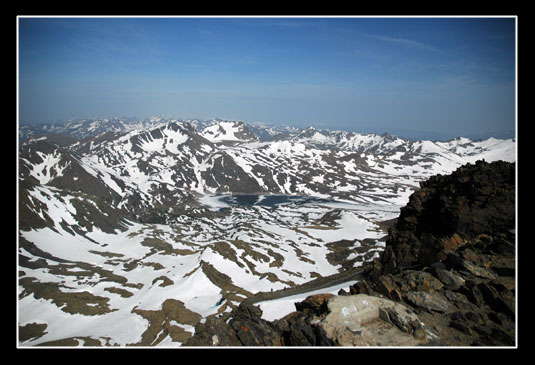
<box><xmin>185</xmin><ymin>160</ymin><xmax>516</xmax><ymax>346</ymax></box>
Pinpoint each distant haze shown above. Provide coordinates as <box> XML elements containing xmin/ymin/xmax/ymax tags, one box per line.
<box><xmin>18</xmin><ymin>16</ymin><xmax>516</xmax><ymax>140</ymax></box>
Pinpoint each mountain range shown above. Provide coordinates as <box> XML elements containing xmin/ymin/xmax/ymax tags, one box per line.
<box><xmin>17</xmin><ymin>117</ymin><xmax>516</xmax><ymax>346</ymax></box>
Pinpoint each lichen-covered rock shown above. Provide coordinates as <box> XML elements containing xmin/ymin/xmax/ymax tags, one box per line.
<box><xmin>228</xmin><ymin>302</ymin><xmax>282</xmax><ymax>346</ymax></box>
<box><xmin>318</xmin><ymin>295</ymin><xmax>429</xmax><ymax>346</ymax></box>
<box><xmin>405</xmin><ymin>291</ymin><xmax>452</xmax><ymax>313</ymax></box>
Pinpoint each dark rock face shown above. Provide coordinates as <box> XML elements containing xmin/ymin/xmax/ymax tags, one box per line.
<box><xmin>183</xmin><ymin>316</ymin><xmax>241</xmax><ymax>346</ymax></box>
<box><xmin>381</xmin><ymin>160</ymin><xmax>515</xmax><ymax>273</ymax></box>
<box><xmin>273</xmin><ymin>294</ymin><xmax>336</xmax><ymax>346</ymax></box>
<box><xmin>274</xmin><ymin>311</ymin><xmax>335</xmax><ymax>346</ymax></box>
<box><xmin>184</xmin><ymin>297</ymin><xmax>336</xmax><ymax>347</ymax></box>
<box><xmin>229</xmin><ymin>302</ymin><xmax>281</xmax><ymax>346</ymax></box>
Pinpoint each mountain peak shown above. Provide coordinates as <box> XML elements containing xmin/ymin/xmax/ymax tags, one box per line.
<box><xmin>200</xmin><ymin>120</ymin><xmax>258</xmax><ymax>144</ymax></box>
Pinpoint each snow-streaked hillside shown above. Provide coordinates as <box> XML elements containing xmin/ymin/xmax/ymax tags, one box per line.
<box><xmin>18</xmin><ymin>118</ymin><xmax>516</xmax><ymax>347</ymax></box>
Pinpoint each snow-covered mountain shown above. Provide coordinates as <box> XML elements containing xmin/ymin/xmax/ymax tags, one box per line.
<box><xmin>19</xmin><ymin>117</ymin><xmax>167</xmax><ymax>141</ymax></box>
<box><xmin>19</xmin><ymin>117</ymin><xmax>260</xmax><ymax>142</ymax></box>
<box><xmin>17</xmin><ymin>118</ymin><xmax>516</xmax><ymax>346</ymax></box>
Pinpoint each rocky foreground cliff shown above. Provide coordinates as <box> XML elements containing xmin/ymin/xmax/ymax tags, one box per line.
<box><xmin>185</xmin><ymin>160</ymin><xmax>516</xmax><ymax>346</ymax></box>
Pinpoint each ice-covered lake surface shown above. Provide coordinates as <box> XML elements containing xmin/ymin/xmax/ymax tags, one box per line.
<box><xmin>204</xmin><ymin>194</ymin><xmax>337</xmax><ymax>210</ymax></box>
<box><xmin>199</xmin><ymin>193</ymin><xmax>401</xmax><ymax>223</ymax></box>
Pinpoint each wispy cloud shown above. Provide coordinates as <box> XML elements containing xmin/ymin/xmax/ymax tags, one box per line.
<box><xmin>368</xmin><ymin>34</ymin><xmax>449</xmax><ymax>55</ymax></box>
<box><xmin>229</xmin><ymin>17</ymin><xmax>324</xmax><ymax>30</ymax></box>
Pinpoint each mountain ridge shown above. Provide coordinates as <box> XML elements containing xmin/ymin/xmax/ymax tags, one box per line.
<box><xmin>19</xmin><ymin>116</ymin><xmax>516</xmax><ymax>144</ymax></box>
<box><xmin>18</xmin><ymin>117</ymin><xmax>516</xmax><ymax>347</ymax></box>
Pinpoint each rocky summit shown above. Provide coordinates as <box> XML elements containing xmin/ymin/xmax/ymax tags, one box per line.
<box><xmin>359</xmin><ymin>160</ymin><xmax>516</xmax><ymax>346</ymax></box>
<box><xmin>186</xmin><ymin>160</ymin><xmax>516</xmax><ymax>347</ymax></box>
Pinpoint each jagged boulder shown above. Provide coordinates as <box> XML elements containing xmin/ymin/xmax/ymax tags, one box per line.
<box><xmin>273</xmin><ymin>295</ymin><xmax>335</xmax><ymax>346</ymax></box>
<box><xmin>274</xmin><ymin>311</ymin><xmax>335</xmax><ymax>346</ymax></box>
<box><xmin>228</xmin><ymin>302</ymin><xmax>282</xmax><ymax>346</ymax></box>
<box><xmin>294</xmin><ymin>293</ymin><xmax>334</xmax><ymax>315</ymax></box>
<box><xmin>184</xmin><ymin>316</ymin><xmax>241</xmax><ymax>346</ymax></box>
<box><xmin>185</xmin><ymin>301</ymin><xmax>284</xmax><ymax>346</ymax></box>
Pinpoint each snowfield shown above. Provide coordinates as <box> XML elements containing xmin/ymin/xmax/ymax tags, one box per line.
<box><xmin>18</xmin><ymin>119</ymin><xmax>516</xmax><ymax>347</ymax></box>
<box><xmin>19</xmin><ymin>197</ymin><xmax>394</xmax><ymax>346</ymax></box>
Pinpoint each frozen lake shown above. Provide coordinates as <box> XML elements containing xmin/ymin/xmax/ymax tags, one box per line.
<box><xmin>199</xmin><ymin>193</ymin><xmax>340</xmax><ymax>211</ymax></box>
<box><xmin>218</xmin><ymin>194</ymin><xmax>333</xmax><ymax>208</ymax></box>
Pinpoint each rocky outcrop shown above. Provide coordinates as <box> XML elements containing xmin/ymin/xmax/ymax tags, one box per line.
<box><xmin>185</xmin><ymin>160</ymin><xmax>516</xmax><ymax>347</ymax></box>
<box><xmin>316</xmin><ymin>295</ymin><xmax>430</xmax><ymax>346</ymax></box>
<box><xmin>184</xmin><ymin>302</ymin><xmax>281</xmax><ymax>346</ymax></box>
<box><xmin>379</xmin><ymin>159</ymin><xmax>515</xmax><ymax>274</ymax></box>
<box><xmin>185</xmin><ymin>293</ymin><xmax>436</xmax><ymax>347</ymax></box>
<box><xmin>353</xmin><ymin>160</ymin><xmax>516</xmax><ymax>346</ymax></box>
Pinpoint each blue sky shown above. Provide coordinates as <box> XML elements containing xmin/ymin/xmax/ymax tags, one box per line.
<box><xmin>18</xmin><ymin>16</ymin><xmax>516</xmax><ymax>139</ymax></box>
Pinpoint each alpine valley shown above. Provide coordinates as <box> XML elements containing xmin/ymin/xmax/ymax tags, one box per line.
<box><xmin>17</xmin><ymin>117</ymin><xmax>516</xmax><ymax>346</ymax></box>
